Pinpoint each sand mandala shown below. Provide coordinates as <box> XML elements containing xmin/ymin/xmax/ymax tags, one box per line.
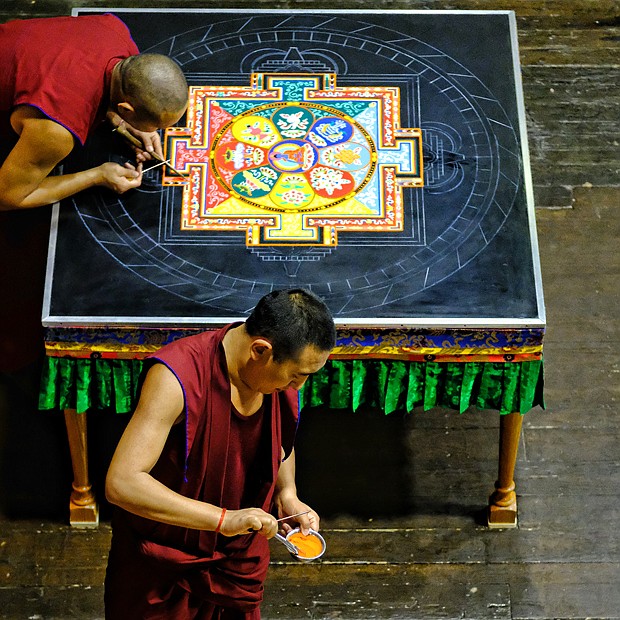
<box><xmin>163</xmin><ymin>73</ymin><xmax>423</xmax><ymax>246</ymax></box>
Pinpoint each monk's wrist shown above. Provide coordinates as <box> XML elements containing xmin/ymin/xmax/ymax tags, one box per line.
<box><xmin>214</xmin><ymin>507</ymin><xmax>226</xmax><ymax>533</ymax></box>
<box><xmin>275</xmin><ymin>487</ymin><xmax>297</xmax><ymax>504</ymax></box>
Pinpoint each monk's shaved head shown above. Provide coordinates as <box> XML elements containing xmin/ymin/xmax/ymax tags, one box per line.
<box><xmin>118</xmin><ymin>54</ymin><xmax>188</xmax><ymax>125</ymax></box>
<box><xmin>245</xmin><ymin>289</ymin><xmax>336</xmax><ymax>362</ymax></box>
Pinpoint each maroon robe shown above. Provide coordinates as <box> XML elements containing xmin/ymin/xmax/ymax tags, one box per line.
<box><xmin>0</xmin><ymin>14</ymin><xmax>138</xmax><ymax>145</ymax></box>
<box><xmin>104</xmin><ymin>324</ymin><xmax>299</xmax><ymax>619</ymax></box>
<box><xmin>0</xmin><ymin>14</ymin><xmax>138</xmax><ymax>372</ymax></box>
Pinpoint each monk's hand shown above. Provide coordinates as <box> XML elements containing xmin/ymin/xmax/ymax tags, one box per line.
<box><xmin>122</xmin><ymin>125</ymin><xmax>164</xmax><ymax>163</ymax></box>
<box><xmin>97</xmin><ymin>162</ymin><xmax>143</xmax><ymax>194</ymax></box>
<box><xmin>289</xmin><ymin>508</ymin><xmax>319</xmax><ymax>537</ymax></box>
<box><xmin>135</xmin><ymin>130</ymin><xmax>164</xmax><ymax>162</ymax></box>
<box><xmin>107</xmin><ymin>112</ymin><xmax>164</xmax><ymax>162</ymax></box>
<box><xmin>275</xmin><ymin>494</ymin><xmax>319</xmax><ymax>536</ymax></box>
<box><xmin>218</xmin><ymin>508</ymin><xmax>278</xmax><ymax>539</ymax></box>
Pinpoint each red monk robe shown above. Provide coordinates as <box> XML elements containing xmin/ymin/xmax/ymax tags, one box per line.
<box><xmin>104</xmin><ymin>324</ymin><xmax>299</xmax><ymax>619</ymax></box>
<box><xmin>0</xmin><ymin>14</ymin><xmax>138</xmax><ymax>371</ymax></box>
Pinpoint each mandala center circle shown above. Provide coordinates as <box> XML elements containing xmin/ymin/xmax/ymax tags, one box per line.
<box><xmin>268</xmin><ymin>140</ymin><xmax>318</xmax><ymax>173</ymax></box>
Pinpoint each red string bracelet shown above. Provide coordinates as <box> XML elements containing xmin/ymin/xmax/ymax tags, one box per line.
<box><xmin>215</xmin><ymin>508</ymin><xmax>226</xmax><ymax>534</ymax></box>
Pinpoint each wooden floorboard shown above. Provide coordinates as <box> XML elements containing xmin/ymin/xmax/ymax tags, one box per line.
<box><xmin>1</xmin><ymin>1</ymin><xmax>619</xmax><ymax>618</ymax></box>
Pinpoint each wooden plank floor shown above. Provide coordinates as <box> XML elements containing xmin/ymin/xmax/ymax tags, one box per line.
<box><xmin>1</xmin><ymin>1</ymin><xmax>619</xmax><ymax>618</ymax></box>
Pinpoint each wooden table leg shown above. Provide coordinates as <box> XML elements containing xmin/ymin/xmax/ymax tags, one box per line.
<box><xmin>64</xmin><ymin>408</ymin><xmax>99</xmax><ymax>528</ymax></box>
<box><xmin>488</xmin><ymin>411</ymin><xmax>523</xmax><ymax>528</ymax></box>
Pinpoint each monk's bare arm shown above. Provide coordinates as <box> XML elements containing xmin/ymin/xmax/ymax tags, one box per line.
<box><xmin>274</xmin><ymin>448</ymin><xmax>320</xmax><ymax>534</ymax></box>
<box><xmin>105</xmin><ymin>363</ymin><xmax>278</xmax><ymax>537</ymax></box>
<box><xmin>0</xmin><ymin>106</ymin><xmax>142</xmax><ymax>211</ymax></box>
<box><xmin>275</xmin><ymin>448</ymin><xmax>298</xmax><ymax>502</ymax></box>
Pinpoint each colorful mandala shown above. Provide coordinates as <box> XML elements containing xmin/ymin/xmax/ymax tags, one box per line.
<box><xmin>210</xmin><ymin>103</ymin><xmax>375</xmax><ymax>213</ymax></box>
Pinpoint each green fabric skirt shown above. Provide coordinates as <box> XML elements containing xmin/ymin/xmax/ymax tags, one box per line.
<box><xmin>39</xmin><ymin>357</ymin><xmax>544</xmax><ymax>416</ymax></box>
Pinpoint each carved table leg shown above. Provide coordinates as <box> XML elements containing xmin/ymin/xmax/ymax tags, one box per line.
<box><xmin>488</xmin><ymin>411</ymin><xmax>523</xmax><ymax>528</ymax></box>
<box><xmin>64</xmin><ymin>408</ymin><xmax>99</xmax><ymax>527</ymax></box>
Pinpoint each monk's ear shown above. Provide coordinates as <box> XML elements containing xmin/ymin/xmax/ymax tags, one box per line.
<box><xmin>117</xmin><ymin>101</ymin><xmax>136</xmax><ymax>115</ymax></box>
<box><xmin>250</xmin><ymin>338</ymin><xmax>273</xmax><ymax>361</ymax></box>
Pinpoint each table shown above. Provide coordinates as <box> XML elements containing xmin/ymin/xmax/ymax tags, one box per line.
<box><xmin>40</xmin><ymin>8</ymin><xmax>545</xmax><ymax>528</ymax></box>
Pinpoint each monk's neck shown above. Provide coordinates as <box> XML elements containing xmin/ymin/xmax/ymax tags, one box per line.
<box><xmin>222</xmin><ymin>327</ymin><xmax>264</xmax><ymax>416</ymax></box>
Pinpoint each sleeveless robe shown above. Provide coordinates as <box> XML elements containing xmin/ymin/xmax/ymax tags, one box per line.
<box><xmin>104</xmin><ymin>324</ymin><xmax>299</xmax><ymax>619</ymax></box>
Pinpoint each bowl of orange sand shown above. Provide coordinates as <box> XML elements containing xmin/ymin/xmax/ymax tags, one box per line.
<box><xmin>285</xmin><ymin>527</ymin><xmax>326</xmax><ymax>561</ymax></box>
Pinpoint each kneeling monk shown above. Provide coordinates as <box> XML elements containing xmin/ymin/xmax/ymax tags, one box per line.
<box><xmin>104</xmin><ymin>288</ymin><xmax>335</xmax><ymax>619</ymax></box>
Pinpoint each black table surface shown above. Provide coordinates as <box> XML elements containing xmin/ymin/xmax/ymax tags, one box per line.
<box><xmin>43</xmin><ymin>9</ymin><xmax>544</xmax><ymax>330</ymax></box>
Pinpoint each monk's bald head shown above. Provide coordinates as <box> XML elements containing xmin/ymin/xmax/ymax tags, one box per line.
<box><xmin>117</xmin><ymin>54</ymin><xmax>188</xmax><ymax>127</ymax></box>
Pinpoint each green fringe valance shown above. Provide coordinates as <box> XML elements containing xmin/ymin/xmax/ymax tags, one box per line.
<box><xmin>39</xmin><ymin>357</ymin><xmax>544</xmax><ymax>416</ymax></box>
<box><xmin>39</xmin><ymin>357</ymin><xmax>145</xmax><ymax>414</ymax></box>
<box><xmin>300</xmin><ymin>359</ymin><xmax>544</xmax><ymax>415</ymax></box>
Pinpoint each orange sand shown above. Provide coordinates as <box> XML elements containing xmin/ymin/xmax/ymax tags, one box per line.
<box><xmin>288</xmin><ymin>531</ymin><xmax>324</xmax><ymax>558</ymax></box>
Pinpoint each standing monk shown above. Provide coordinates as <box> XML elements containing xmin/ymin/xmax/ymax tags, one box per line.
<box><xmin>0</xmin><ymin>13</ymin><xmax>188</xmax><ymax>371</ymax></box>
<box><xmin>104</xmin><ymin>288</ymin><xmax>336</xmax><ymax>619</ymax></box>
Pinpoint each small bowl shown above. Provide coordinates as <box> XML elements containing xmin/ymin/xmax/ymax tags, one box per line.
<box><xmin>285</xmin><ymin>527</ymin><xmax>326</xmax><ymax>561</ymax></box>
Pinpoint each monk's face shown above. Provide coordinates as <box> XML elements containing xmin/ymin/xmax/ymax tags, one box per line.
<box><xmin>114</xmin><ymin>103</ymin><xmax>186</xmax><ymax>133</ymax></box>
<box><xmin>247</xmin><ymin>344</ymin><xmax>330</xmax><ymax>394</ymax></box>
